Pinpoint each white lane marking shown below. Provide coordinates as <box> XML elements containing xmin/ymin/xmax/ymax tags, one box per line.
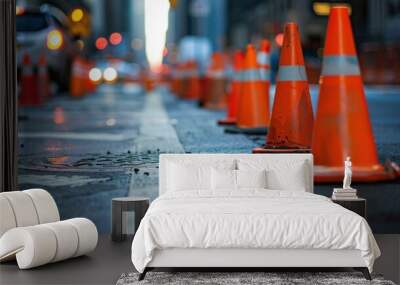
<box><xmin>129</xmin><ymin>90</ymin><xmax>184</xmax><ymax>196</ymax></box>
<box><xmin>134</xmin><ymin>91</ymin><xmax>184</xmax><ymax>153</ymax></box>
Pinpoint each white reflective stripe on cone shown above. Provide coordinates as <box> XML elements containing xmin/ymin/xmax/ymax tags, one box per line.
<box><xmin>208</xmin><ymin>70</ymin><xmax>225</xmax><ymax>79</ymax></box>
<box><xmin>180</xmin><ymin>70</ymin><xmax>189</xmax><ymax>78</ymax></box>
<box><xmin>321</xmin><ymin>55</ymin><xmax>361</xmax><ymax>76</ymax></box>
<box><xmin>277</xmin><ymin>65</ymin><xmax>307</xmax><ymax>81</ymax></box>
<box><xmin>186</xmin><ymin>70</ymin><xmax>198</xmax><ymax>78</ymax></box>
<box><xmin>242</xmin><ymin>69</ymin><xmax>260</xmax><ymax>81</ymax></box>
<box><xmin>73</xmin><ymin>64</ymin><xmax>85</xmax><ymax>76</ymax></box>
<box><xmin>257</xmin><ymin>52</ymin><xmax>270</xmax><ymax>66</ymax></box>
<box><xmin>174</xmin><ymin>70</ymin><xmax>183</xmax><ymax>79</ymax></box>
<box><xmin>38</xmin><ymin>66</ymin><xmax>47</xmax><ymax>75</ymax></box>
<box><xmin>234</xmin><ymin>71</ymin><xmax>243</xmax><ymax>82</ymax></box>
<box><xmin>22</xmin><ymin>66</ymin><xmax>33</xmax><ymax>76</ymax></box>
<box><xmin>259</xmin><ymin>69</ymin><xmax>271</xmax><ymax>81</ymax></box>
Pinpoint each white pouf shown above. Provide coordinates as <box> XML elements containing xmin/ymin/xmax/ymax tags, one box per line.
<box><xmin>0</xmin><ymin>189</ymin><xmax>98</xmax><ymax>269</ymax></box>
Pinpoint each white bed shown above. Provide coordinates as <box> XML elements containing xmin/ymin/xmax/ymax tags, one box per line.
<box><xmin>131</xmin><ymin>154</ymin><xmax>380</xmax><ymax>280</ymax></box>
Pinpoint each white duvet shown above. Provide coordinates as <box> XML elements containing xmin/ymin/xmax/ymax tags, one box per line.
<box><xmin>131</xmin><ymin>190</ymin><xmax>380</xmax><ymax>273</ymax></box>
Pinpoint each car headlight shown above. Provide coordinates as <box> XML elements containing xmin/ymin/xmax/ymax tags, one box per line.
<box><xmin>89</xmin><ymin>68</ymin><xmax>102</xmax><ymax>83</ymax></box>
<box><xmin>103</xmin><ymin>67</ymin><xmax>118</xmax><ymax>82</ymax></box>
<box><xmin>47</xmin><ymin>30</ymin><xmax>63</xmax><ymax>50</ymax></box>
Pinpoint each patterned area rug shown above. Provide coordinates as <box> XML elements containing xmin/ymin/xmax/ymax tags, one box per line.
<box><xmin>116</xmin><ymin>271</ymin><xmax>395</xmax><ymax>285</ymax></box>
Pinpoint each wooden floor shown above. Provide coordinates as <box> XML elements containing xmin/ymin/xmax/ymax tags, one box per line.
<box><xmin>1</xmin><ymin>235</ymin><xmax>399</xmax><ymax>285</ymax></box>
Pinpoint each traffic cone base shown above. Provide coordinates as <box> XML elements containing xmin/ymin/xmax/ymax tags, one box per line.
<box><xmin>224</xmin><ymin>125</ymin><xmax>241</xmax><ymax>134</ymax></box>
<box><xmin>238</xmin><ymin>126</ymin><xmax>268</xmax><ymax>135</ymax></box>
<box><xmin>204</xmin><ymin>78</ymin><xmax>226</xmax><ymax>110</ymax></box>
<box><xmin>252</xmin><ymin>146</ymin><xmax>311</xmax><ymax>153</ymax></box>
<box><xmin>224</xmin><ymin>125</ymin><xmax>267</xmax><ymax>135</ymax></box>
<box><xmin>217</xmin><ymin>118</ymin><xmax>236</xmax><ymax>125</ymax></box>
<box><xmin>314</xmin><ymin>162</ymin><xmax>400</xmax><ymax>183</ymax></box>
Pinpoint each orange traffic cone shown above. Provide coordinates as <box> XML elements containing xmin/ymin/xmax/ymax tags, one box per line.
<box><xmin>253</xmin><ymin>23</ymin><xmax>314</xmax><ymax>153</ymax></box>
<box><xmin>203</xmin><ymin>52</ymin><xmax>226</xmax><ymax>110</ymax></box>
<box><xmin>37</xmin><ymin>52</ymin><xmax>51</xmax><ymax>100</ymax></box>
<box><xmin>184</xmin><ymin>60</ymin><xmax>200</xmax><ymax>100</ymax></box>
<box><xmin>229</xmin><ymin>44</ymin><xmax>269</xmax><ymax>135</ymax></box>
<box><xmin>181</xmin><ymin>61</ymin><xmax>191</xmax><ymax>99</ymax></box>
<box><xmin>312</xmin><ymin>6</ymin><xmax>399</xmax><ymax>182</ymax></box>
<box><xmin>174</xmin><ymin>63</ymin><xmax>185</xmax><ymax>98</ymax></box>
<box><xmin>218</xmin><ymin>51</ymin><xmax>244</xmax><ymax>125</ymax></box>
<box><xmin>70</xmin><ymin>57</ymin><xmax>86</xmax><ymax>97</ymax></box>
<box><xmin>198</xmin><ymin>73</ymin><xmax>209</xmax><ymax>107</ymax></box>
<box><xmin>19</xmin><ymin>53</ymin><xmax>40</xmax><ymax>106</ymax></box>
<box><xmin>170</xmin><ymin>63</ymin><xmax>179</xmax><ymax>96</ymax></box>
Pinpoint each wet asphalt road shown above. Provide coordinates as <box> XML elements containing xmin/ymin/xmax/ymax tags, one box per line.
<box><xmin>18</xmin><ymin>83</ymin><xmax>400</xmax><ymax>234</ymax></box>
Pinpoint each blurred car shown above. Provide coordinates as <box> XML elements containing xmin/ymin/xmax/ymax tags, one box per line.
<box><xmin>16</xmin><ymin>5</ymin><xmax>78</xmax><ymax>90</ymax></box>
<box><xmin>89</xmin><ymin>58</ymin><xmax>141</xmax><ymax>84</ymax></box>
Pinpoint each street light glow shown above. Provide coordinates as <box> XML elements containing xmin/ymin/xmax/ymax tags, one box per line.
<box><xmin>47</xmin><ymin>30</ymin><xmax>63</xmax><ymax>50</ymax></box>
<box><xmin>96</xmin><ymin>37</ymin><xmax>108</xmax><ymax>50</ymax></box>
<box><xmin>110</xmin><ymin>32</ymin><xmax>123</xmax><ymax>45</ymax></box>
<box><xmin>145</xmin><ymin>0</ymin><xmax>170</xmax><ymax>72</ymax></box>
<box><xmin>313</xmin><ymin>2</ymin><xmax>352</xmax><ymax>16</ymax></box>
<box><xmin>71</xmin><ymin>8</ymin><xmax>84</xmax><ymax>22</ymax></box>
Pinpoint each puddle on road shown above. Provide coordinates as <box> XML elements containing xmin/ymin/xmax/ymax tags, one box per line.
<box><xmin>19</xmin><ymin>152</ymin><xmax>160</xmax><ymax>173</ymax></box>
<box><xmin>19</xmin><ymin>174</ymin><xmax>111</xmax><ymax>188</ymax></box>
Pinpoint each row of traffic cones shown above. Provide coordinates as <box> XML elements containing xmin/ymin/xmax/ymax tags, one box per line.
<box><xmin>19</xmin><ymin>52</ymin><xmax>51</xmax><ymax>106</ymax></box>
<box><xmin>19</xmin><ymin>52</ymin><xmax>96</xmax><ymax>106</ymax></box>
<box><xmin>255</xmin><ymin>7</ymin><xmax>398</xmax><ymax>182</ymax></box>
<box><xmin>167</xmin><ymin>6</ymin><xmax>399</xmax><ymax>183</ymax></box>
<box><xmin>217</xmin><ymin>40</ymin><xmax>272</xmax><ymax>135</ymax></box>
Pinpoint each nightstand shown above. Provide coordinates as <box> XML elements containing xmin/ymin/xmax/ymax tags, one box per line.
<box><xmin>332</xmin><ymin>197</ymin><xmax>366</xmax><ymax>219</ymax></box>
<box><xmin>111</xmin><ymin>197</ymin><xmax>149</xmax><ymax>242</ymax></box>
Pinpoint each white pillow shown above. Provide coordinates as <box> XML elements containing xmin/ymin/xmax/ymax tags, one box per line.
<box><xmin>237</xmin><ymin>159</ymin><xmax>308</xmax><ymax>191</ymax></box>
<box><xmin>236</xmin><ymin>169</ymin><xmax>267</xmax><ymax>189</ymax></box>
<box><xmin>211</xmin><ymin>169</ymin><xmax>267</xmax><ymax>190</ymax></box>
<box><xmin>167</xmin><ymin>163</ymin><xmax>210</xmax><ymax>191</ymax></box>
<box><xmin>266</xmin><ymin>166</ymin><xmax>307</xmax><ymax>191</ymax></box>
<box><xmin>211</xmin><ymin>168</ymin><xmax>236</xmax><ymax>190</ymax></box>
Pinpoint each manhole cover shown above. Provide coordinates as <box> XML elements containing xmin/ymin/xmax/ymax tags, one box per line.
<box><xmin>19</xmin><ymin>152</ymin><xmax>160</xmax><ymax>173</ymax></box>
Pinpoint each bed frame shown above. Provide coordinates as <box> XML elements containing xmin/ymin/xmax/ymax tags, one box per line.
<box><xmin>139</xmin><ymin>154</ymin><xmax>371</xmax><ymax>280</ymax></box>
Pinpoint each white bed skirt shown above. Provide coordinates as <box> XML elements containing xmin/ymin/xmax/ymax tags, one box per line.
<box><xmin>148</xmin><ymin>248</ymin><xmax>366</xmax><ymax>268</ymax></box>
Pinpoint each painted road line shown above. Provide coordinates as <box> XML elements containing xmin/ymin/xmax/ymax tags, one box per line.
<box><xmin>129</xmin><ymin>90</ymin><xmax>184</xmax><ymax>197</ymax></box>
<box><xmin>133</xmin><ymin>91</ymin><xmax>184</xmax><ymax>153</ymax></box>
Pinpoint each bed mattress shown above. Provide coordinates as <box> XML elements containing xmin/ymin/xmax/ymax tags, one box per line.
<box><xmin>131</xmin><ymin>190</ymin><xmax>380</xmax><ymax>273</ymax></box>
